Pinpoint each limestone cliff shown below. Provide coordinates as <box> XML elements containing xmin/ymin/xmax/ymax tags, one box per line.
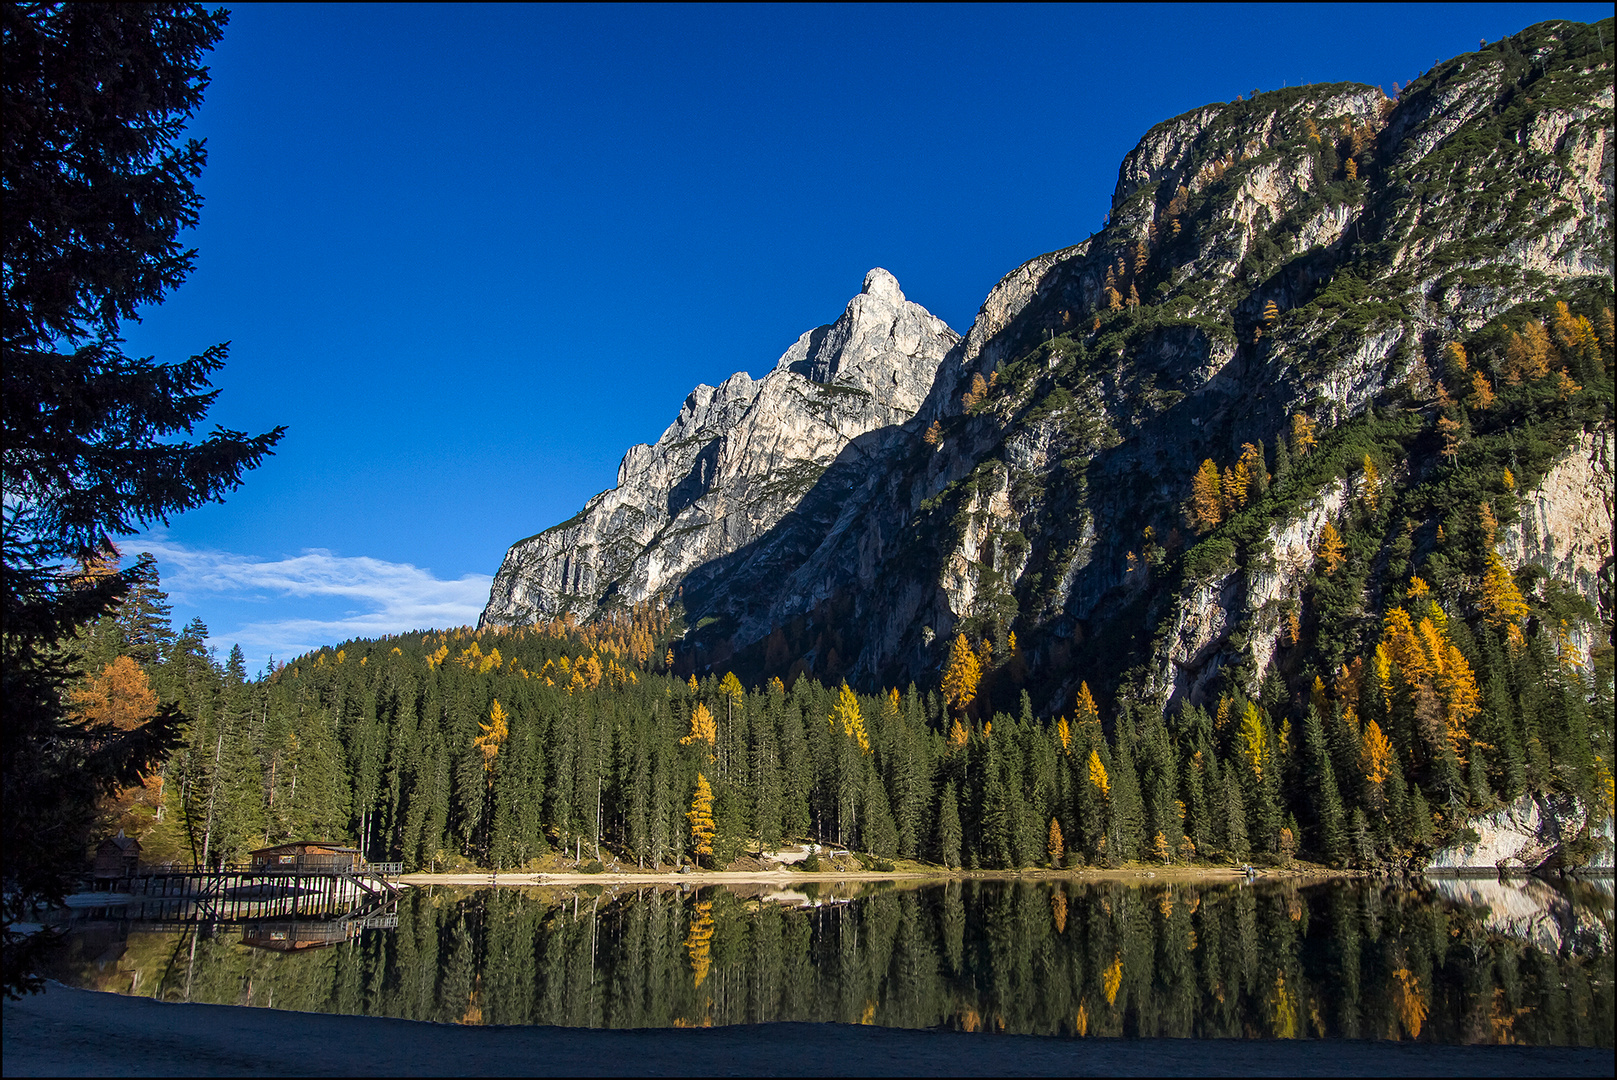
<box><xmin>480</xmin><ymin>269</ymin><xmax>958</xmax><ymax>626</ymax></box>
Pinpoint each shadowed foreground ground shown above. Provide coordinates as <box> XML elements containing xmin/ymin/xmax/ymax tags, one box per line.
<box><xmin>4</xmin><ymin>982</ymin><xmax>1611</xmax><ymax>1077</ymax></box>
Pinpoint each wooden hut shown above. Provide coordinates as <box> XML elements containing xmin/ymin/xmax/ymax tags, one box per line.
<box><xmin>92</xmin><ymin>832</ymin><xmax>140</xmax><ymax>881</ymax></box>
<box><xmin>248</xmin><ymin>841</ymin><xmax>361</xmax><ymax>874</ymax></box>
<box><xmin>240</xmin><ymin>919</ymin><xmax>359</xmax><ymax>952</ymax></box>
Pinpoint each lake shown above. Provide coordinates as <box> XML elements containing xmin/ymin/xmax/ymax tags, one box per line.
<box><xmin>45</xmin><ymin>875</ymin><xmax>1613</xmax><ymax>1046</ymax></box>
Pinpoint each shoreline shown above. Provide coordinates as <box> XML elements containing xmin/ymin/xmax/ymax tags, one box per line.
<box><xmin>5</xmin><ymin>981</ymin><xmax>1610</xmax><ymax>1077</ymax></box>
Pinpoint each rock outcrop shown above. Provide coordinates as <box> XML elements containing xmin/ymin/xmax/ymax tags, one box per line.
<box><xmin>480</xmin><ymin>269</ymin><xmax>958</xmax><ymax>626</ymax></box>
<box><xmin>1426</xmin><ymin>792</ymin><xmax>1615</xmax><ymax>872</ymax></box>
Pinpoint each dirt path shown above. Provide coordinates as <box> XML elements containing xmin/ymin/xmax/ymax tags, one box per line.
<box><xmin>5</xmin><ymin>982</ymin><xmax>1607</xmax><ymax>1077</ymax></box>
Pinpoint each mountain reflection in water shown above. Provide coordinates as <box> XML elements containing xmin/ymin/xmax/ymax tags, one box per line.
<box><xmin>47</xmin><ymin>878</ymin><xmax>1613</xmax><ymax>1045</ymax></box>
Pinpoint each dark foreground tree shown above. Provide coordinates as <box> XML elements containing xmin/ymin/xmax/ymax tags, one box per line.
<box><xmin>2</xmin><ymin>1</ymin><xmax>283</xmax><ymax>997</ymax></box>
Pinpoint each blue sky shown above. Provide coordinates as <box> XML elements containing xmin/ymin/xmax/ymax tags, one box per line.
<box><xmin>116</xmin><ymin>3</ymin><xmax>1610</xmax><ymax>670</ymax></box>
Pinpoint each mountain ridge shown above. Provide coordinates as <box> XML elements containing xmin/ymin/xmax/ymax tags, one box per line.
<box><xmin>485</xmin><ymin>19</ymin><xmax>1613</xmax><ymax>722</ymax></box>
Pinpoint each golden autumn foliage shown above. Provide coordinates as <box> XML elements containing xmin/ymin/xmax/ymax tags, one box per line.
<box><xmin>1087</xmin><ymin>749</ymin><xmax>1111</xmax><ymax>797</ymax></box>
<box><xmin>69</xmin><ymin>655</ymin><xmax>159</xmax><ymax>731</ymax></box>
<box><xmin>1047</xmin><ymin>817</ymin><xmax>1065</xmax><ymax>865</ymax></box>
<box><xmin>1361</xmin><ymin>719</ymin><xmax>1393</xmax><ymax>785</ymax></box>
<box><xmin>1393</xmin><ymin>967</ymin><xmax>1428</xmax><ymax>1040</ymax></box>
<box><xmin>830</xmin><ymin>682</ymin><xmax>871</xmax><ymax>754</ymax></box>
<box><xmin>1051</xmin><ymin>889</ymin><xmax>1068</xmax><ymax>935</ymax></box>
<box><xmin>472</xmin><ymin>700</ymin><xmax>509</xmax><ymax>771</ymax></box>
<box><xmin>1056</xmin><ymin>714</ymin><xmax>1072</xmax><ymax>752</ymax></box>
<box><xmin>1479</xmin><ymin>551</ymin><xmax>1530</xmax><ymax>627</ymax></box>
<box><xmin>1190</xmin><ymin>458</ymin><xmax>1224</xmax><ymax>532</ymax></box>
<box><xmin>962</xmin><ymin>372</ymin><xmax>989</xmax><ymax>410</ymax></box>
<box><xmin>1290</xmin><ymin>413</ymin><xmax>1316</xmax><ymax>458</ymax></box>
<box><xmin>923</xmin><ymin>419</ymin><xmax>943</xmax><ymax>447</ymax></box>
<box><xmin>1270</xmin><ymin>971</ymin><xmax>1299</xmax><ymax>1039</ymax></box>
<box><xmin>1102</xmin><ymin>954</ymin><xmax>1124</xmax><ymax>1006</ymax></box>
<box><xmin>1468</xmin><ymin>370</ymin><xmax>1496</xmax><ymax>410</ymax></box>
<box><xmin>681</xmin><ymin>702</ymin><xmax>718</xmax><ymax>749</ymax></box>
<box><xmin>1503</xmin><ymin>321</ymin><xmax>1552</xmax><ymax>384</ymax></box>
<box><xmin>687</xmin><ymin>774</ymin><xmax>716</xmax><ymax>862</ymax></box>
<box><xmin>1075</xmin><ymin>682</ymin><xmax>1100</xmax><ymax>730</ymax></box>
<box><xmin>941</xmin><ymin>634</ymin><xmax>981</xmax><ymax>715</ymax></box>
<box><xmin>1360</xmin><ymin>455</ymin><xmax>1380</xmax><ymax>512</ymax></box>
<box><xmin>685</xmin><ymin>900</ymin><xmax>715</xmax><ymax>986</ymax></box>
<box><xmin>1316</xmin><ymin>521</ymin><xmax>1346</xmax><ymax>575</ymax></box>
<box><xmin>1222</xmin><ymin>461</ymin><xmax>1249</xmax><ymax>513</ymax></box>
<box><xmin>1238</xmin><ymin>703</ymin><xmax>1267</xmax><ymax>779</ymax></box>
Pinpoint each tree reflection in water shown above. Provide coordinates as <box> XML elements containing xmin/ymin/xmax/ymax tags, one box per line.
<box><xmin>47</xmin><ymin>878</ymin><xmax>1613</xmax><ymax>1045</ymax></box>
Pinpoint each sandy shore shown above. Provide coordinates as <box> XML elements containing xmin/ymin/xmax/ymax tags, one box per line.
<box><xmin>4</xmin><ymin>982</ymin><xmax>1608</xmax><ymax>1077</ymax></box>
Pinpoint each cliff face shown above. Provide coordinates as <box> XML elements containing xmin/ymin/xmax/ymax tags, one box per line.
<box><xmin>480</xmin><ymin>269</ymin><xmax>958</xmax><ymax>627</ymax></box>
<box><xmin>486</xmin><ymin>21</ymin><xmax>1613</xmax><ymax>717</ymax></box>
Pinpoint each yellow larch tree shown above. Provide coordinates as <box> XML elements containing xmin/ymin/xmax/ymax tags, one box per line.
<box><xmin>1468</xmin><ymin>371</ymin><xmax>1496</xmax><ymax>411</ymax></box>
<box><xmin>1479</xmin><ymin>552</ymin><xmax>1530</xmax><ymax>627</ymax></box>
<box><xmin>1503</xmin><ymin>321</ymin><xmax>1552</xmax><ymax>384</ymax></box>
<box><xmin>941</xmin><ymin>634</ymin><xmax>982</xmax><ymax>716</ymax></box>
<box><xmin>1238</xmin><ymin>702</ymin><xmax>1267</xmax><ymax>779</ymax></box>
<box><xmin>1316</xmin><ymin>521</ymin><xmax>1346</xmax><ymax>575</ymax></box>
<box><xmin>68</xmin><ymin>655</ymin><xmax>159</xmax><ymax>731</ymax></box>
<box><xmin>1047</xmin><ymin>818</ymin><xmax>1065</xmax><ymax>866</ymax></box>
<box><xmin>687</xmin><ymin>774</ymin><xmax>716</xmax><ymax>865</ymax></box>
<box><xmin>830</xmin><ymin>682</ymin><xmax>871</xmax><ymax>754</ymax></box>
<box><xmin>1361</xmin><ymin>720</ymin><xmax>1393</xmax><ymax>785</ymax></box>
<box><xmin>1056</xmin><ymin>714</ymin><xmax>1072</xmax><ymax>752</ymax></box>
<box><xmin>1290</xmin><ymin>413</ymin><xmax>1316</xmax><ymax>458</ymax></box>
<box><xmin>1190</xmin><ymin>458</ymin><xmax>1224</xmax><ymax>532</ymax></box>
<box><xmin>1222</xmin><ymin>462</ymin><xmax>1249</xmax><ymax>512</ymax></box>
<box><xmin>1239</xmin><ymin>442</ymin><xmax>1268</xmax><ymax>491</ymax></box>
<box><xmin>1360</xmin><ymin>455</ymin><xmax>1380</xmax><ymax>513</ymax></box>
<box><xmin>962</xmin><ymin>372</ymin><xmax>989</xmax><ymax>410</ymax></box>
<box><xmin>1087</xmin><ymin>749</ymin><xmax>1111</xmax><ymax>797</ymax></box>
<box><xmin>681</xmin><ymin>702</ymin><xmax>718</xmax><ymax>750</ymax></box>
<box><xmin>472</xmin><ymin>700</ymin><xmax>509</xmax><ymax>771</ymax></box>
<box><xmin>1075</xmin><ymin>682</ymin><xmax>1101</xmax><ymax>733</ymax></box>
<box><xmin>923</xmin><ymin>419</ymin><xmax>943</xmax><ymax>447</ymax></box>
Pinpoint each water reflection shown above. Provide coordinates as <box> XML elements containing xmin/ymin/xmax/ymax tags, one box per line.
<box><xmin>46</xmin><ymin>877</ymin><xmax>1613</xmax><ymax>1045</ymax></box>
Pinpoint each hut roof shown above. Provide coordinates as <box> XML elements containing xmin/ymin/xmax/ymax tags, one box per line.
<box><xmin>249</xmin><ymin>840</ymin><xmax>360</xmax><ymax>856</ymax></box>
<box><xmin>98</xmin><ymin>834</ymin><xmax>140</xmax><ymax>852</ymax></box>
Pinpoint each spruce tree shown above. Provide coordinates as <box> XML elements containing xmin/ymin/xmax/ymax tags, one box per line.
<box><xmin>1108</xmin><ymin>716</ymin><xmax>1145</xmax><ymax>861</ymax></box>
<box><xmin>1301</xmin><ymin>706</ymin><xmax>1347</xmax><ymax>864</ymax></box>
<box><xmin>1222</xmin><ymin>770</ymin><xmax>1250</xmax><ymax>861</ymax></box>
<box><xmin>936</xmin><ymin>782</ymin><xmax>962</xmax><ymax>869</ymax></box>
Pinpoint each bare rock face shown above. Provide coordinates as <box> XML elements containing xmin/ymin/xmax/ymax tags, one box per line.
<box><xmin>1427</xmin><ymin>792</ymin><xmax>1615</xmax><ymax>872</ymax></box>
<box><xmin>1497</xmin><ymin>426</ymin><xmax>1614</xmax><ymax>623</ymax></box>
<box><xmin>479</xmin><ymin>270</ymin><xmax>958</xmax><ymax>626</ymax></box>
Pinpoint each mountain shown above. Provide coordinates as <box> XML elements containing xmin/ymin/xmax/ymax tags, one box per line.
<box><xmin>485</xmin><ymin>19</ymin><xmax>1613</xmax><ymax>719</ymax></box>
<box><xmin>481</xmin><ymin>268</ymin><xmax>958</xmax><ymax>629</ymax></box>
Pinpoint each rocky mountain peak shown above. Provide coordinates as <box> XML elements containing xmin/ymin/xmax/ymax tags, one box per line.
<box><xmin>861</xmin><ymin>266</ymin><xmax>904</xmax><ymax>303</ymax></box>
<box><xmin>480</xmin><ymin>271</ymin><xmax>960</xmax><ymax>628</ymax></box>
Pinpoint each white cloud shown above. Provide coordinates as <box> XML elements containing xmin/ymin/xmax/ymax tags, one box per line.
<box><xmin>135</xmin><ymin>538</ymin><xmax>492</xmax><ymax>663</ymax></box>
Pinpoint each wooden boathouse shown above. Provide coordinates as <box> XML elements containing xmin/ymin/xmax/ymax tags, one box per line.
<box><xmin>248</xmin><ymin>841</ymin><xmax>362</xmax><ymax>874</ymax></box>
<box><xmin>92</xmin><ymin>832</ymin><xmax>140</xmax><ymax>884</ymax></box>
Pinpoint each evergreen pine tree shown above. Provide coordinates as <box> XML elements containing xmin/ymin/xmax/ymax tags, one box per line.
<box><xmin>1108</xmin><ymin>716</ymin><xmax>1145</xmax><ymax>861</ymax></box>
<box><xmin>1222</xmin><ymin>770</ymin><xmax>1250</xmax><ymax>861</ymax></box>
<box><xmin>936</xmin><ymin>782</ymin><xmax>963</xmax><ymax>868</ymax></box>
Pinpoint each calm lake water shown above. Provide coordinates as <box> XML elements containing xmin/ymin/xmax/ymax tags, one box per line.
<box><xmin>47</xmin><ymin>876</ymin><xmax>1613</xmax><ymax>1045</ymax></box>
